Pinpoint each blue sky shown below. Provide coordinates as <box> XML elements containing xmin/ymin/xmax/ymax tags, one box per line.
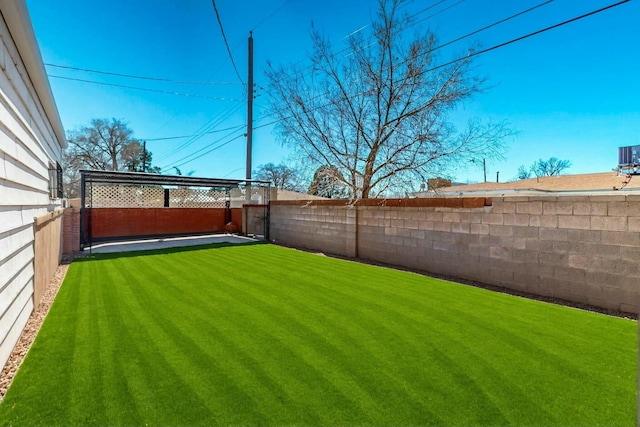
<box><xmin>26</xmin><ymin>0</ymin><xmax>639</xmax><ymax>184</ymax></box>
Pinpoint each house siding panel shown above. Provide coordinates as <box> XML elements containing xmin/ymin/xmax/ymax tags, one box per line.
<box><xmin>0</xmin><ymin>1</ymin><xmax>65</xmax><ymax>370</ymax></box>
<box><xmin>0</xmin><ymin>297</ymin><xmax>32</xmax><ymax>371</ymax></box>
<box><xmin>0</xmin><ymin>206</ymin><xmax>23</xmax><ymax>234</ymax></box>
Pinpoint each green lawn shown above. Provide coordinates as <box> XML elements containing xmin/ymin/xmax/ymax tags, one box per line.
<box><xmin>0</xmin><ymin>243</ymin><xmax>636</xmax><ymax>426</ymax></box>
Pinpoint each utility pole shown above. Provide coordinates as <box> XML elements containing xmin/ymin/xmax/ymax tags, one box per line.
<box><xmin>142</xmin><ymin>140</ymin><xmax>147</xmax><ymax>173</ymax></box>
<box><xmin>245</xmin><ymin>31</ymin><xmax>254</xmax><ymax>180</ymax></box>
<box><xmin>471</xmin><ymin>157</ymin><xmax>487</xmax><ymax>182</ymax></box>
<box><xmin>482</xmin><ymin>158</ymin><xmax>486</xmax><ymax>182</ymax></box>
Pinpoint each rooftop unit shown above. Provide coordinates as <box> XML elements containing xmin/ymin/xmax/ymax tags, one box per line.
<box><xmin>618</xmin><ymin>145</ymin><xmax>640</xmax><ymax>174</ymax></box>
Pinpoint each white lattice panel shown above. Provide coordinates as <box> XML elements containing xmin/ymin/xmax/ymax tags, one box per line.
<box><xmin>86</xmin><ymin>184</ymin><xmax>235</xmax><ymax>208</ymax></box>
<box><xmin>168</xmin><ymin>188</ymin><xmax>227</xmax><ymax>208</ymax></box>
<box><xmin>89</xmin><ymin>185</ymin><xmax>165</xmax><ymax>208</ymax></box>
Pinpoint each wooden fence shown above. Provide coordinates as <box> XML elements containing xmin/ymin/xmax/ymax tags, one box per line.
<box><xmin>33</xmin><ymin>210</ymin><xmax>64</xmax><ymax>306</ymax></box>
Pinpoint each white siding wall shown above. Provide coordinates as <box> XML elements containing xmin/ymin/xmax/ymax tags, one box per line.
<box><xmin>0</xmin><ymin>3</ymin><xmax>64</xmax><ymax>369</ymax></box>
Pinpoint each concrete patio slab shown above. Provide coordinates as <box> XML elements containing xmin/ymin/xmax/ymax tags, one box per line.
<box><xmin>84</xmin><ymin>234</ymin><xmax>258</xmax><ymax>254</ymax></box>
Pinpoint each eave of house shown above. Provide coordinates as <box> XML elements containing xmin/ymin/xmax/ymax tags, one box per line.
<box><xmin>0</xmin><ymin>0</ymin><xmax>67</xmax><ymax>149</ymax></box>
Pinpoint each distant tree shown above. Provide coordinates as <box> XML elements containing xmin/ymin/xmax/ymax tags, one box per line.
<box><xmin>516</xmin><ymin>164</ymin><xmax>532</xmax><ymax>180</ymax></box>
<box><xmin>61</xmin><ymin>149</ymin><xmax>83</xmax><ymax>198</ymax></box>
<box><xmin>266</xmin><ymin>0</ymin><xmax>512</xmax><ymax>198</ymax></box>
<box><xmin>63</xmin><ymin>118</ymin><xmax>161</xmax><ymax>197</ymax></box>
<box><xmin>254</xmin><ymin>163</ymin><xmax>303</xmax><ymax>191</ymax></box>
<box><xmin>121</xmin><ymin>142</ymin><xmax>161</xmax><ymax>173</ymax></box>
<box><xmin>530</xmin><ymin>157</ymin><xmax>571</xmax><ymax>177</ymax></box>
<box><xmin>308</xmin><ymin>166</ymin><xmax>349</xmax><ymax>198</ymax></box>
<box><xmin>172</xmin><ymin>167</ymin><xmax>195</xmax><ymax>176</ymax></box>
<box><xmin>66</xmin><ymin>118</ymin><xmax>135</xmax><ymax>171</ymax></box>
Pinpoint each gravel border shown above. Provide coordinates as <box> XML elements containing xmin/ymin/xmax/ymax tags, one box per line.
<box><xmin>0</xmin><ymin>257</ymin><xmax>71</xmax><ymax>401</ymax></box>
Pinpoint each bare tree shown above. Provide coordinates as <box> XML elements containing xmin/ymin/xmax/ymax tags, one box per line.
<box><xmin>64</xmin><ymin>118</ymin><xmax>160</xmax><ymax>197</ymax></box>
<box><xmin>531</xmin><ymin>157</ymin><xmax>571</xmax><ymax>177</ymax></box>
<box><xmin>61</xmin><ymin>149</ymin><xmax>83</xmax><ymax>198</ymax></box>
<box><xmin>516</xmin><ymin>164</ymin><xmax>532</xmax><ymax>180</ymax></box>
<box><xmin>254</xmin><ymin>163</ymin><xmax>304</xmax><ymax>191</ymax></box>
<box><xmin>266</xmin><ymin>0</ymin><xmax>512</xmax><ymax>199</ymax></box>
<box><xmin>66</xmin><ymin>118</ymin><xmax>136</xmax><ymax>171</ymax></box>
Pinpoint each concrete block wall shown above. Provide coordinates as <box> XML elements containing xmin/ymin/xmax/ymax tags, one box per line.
<box><xmin>270</xmin><ymin>195</ymin><xmax>640</xmax><ymax>314</ymax></box>
<box><xmin>242</xmin><ymin>205</ymin><xmax>268</xmax><ymax>237</ymax></box>
<box><xmin>271</xmin><ymin>202</ymin><xmax>358</xmax><ymax>257</ymax></box>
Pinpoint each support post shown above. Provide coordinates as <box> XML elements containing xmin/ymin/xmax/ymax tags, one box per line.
<box><xmin>87</xmin><ymin>179</ymin><xmax>93</xmax><ymax>255</ymax></box>
<box><xmin>79</xmin><ymin>171</ymin><xmax>86</xmax><ymax>249</ymax></box>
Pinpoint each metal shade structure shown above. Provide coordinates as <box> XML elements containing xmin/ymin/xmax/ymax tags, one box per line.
<box><xmin>80</xmin><ymin>170</ymin><xmax>271</xmax><ymax>250</ymax></box>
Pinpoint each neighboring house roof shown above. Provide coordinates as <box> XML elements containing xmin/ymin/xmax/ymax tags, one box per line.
<box><xmin>415</xmin><ymin>172</ymin><xmax>640</xmax><ymax>196</ymax></box>
<box><xmin>1</xmin><ymin>0</ymin><xmax>66</xmax><ymax>148</ymax></box>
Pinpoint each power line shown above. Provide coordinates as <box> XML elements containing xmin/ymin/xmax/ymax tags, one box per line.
<box><xmin>382</xmin><ymin>0</ymin><xmax>555</xmax><ymax>70</ymax></box>
<box><xmin>162</xmin><ymin>1</ymin><xmax>630</xmax><ymax>170</ymax></box>
<box><xmin>407</xmin><ymin>0</ymin><xmax>466</xmax><ymax>29</ymax></box>
<box><xmin>44</xmin><ymin>63</ymin><xmax>242</xmax><ymax>85</ymax></box>
<box><xmin>285</xmin><ymin>0</ymin><xmax>471</xmax><ymax>88</ymax></box>
<box><xmin>342</xmin><ymin>0</ymin><xmax>465</xmax><ymax>59</ymax></box>
<box><xmin>154</xmin><ymin>105</ymin><xmax>244</xmax><ymax>162</ymax></box>
<box><xmin>288</xmin><ymin>0</ymin><xmax>541</xmax><ymax>86</ymax></box>
<box><xmin>405</xmin><ymin>0</ymin><xmax>449</xmax><ymax>21</ymax></box>
<box><xmin>430</xmin><ymin>0</ymin><xmax>554</xmax><ymax>53</ymax></box>
<box><xmin>222</xmin><ymin>167</ymin><xmax>244</xmax><ymax>178</ymax></box>
<box><xmin>224</xmin><ymin>0</ymin><xmax>299</xmax><ymax>69</ymax></box>
<box><xmin>48</xmin><ymin>75</ymin><xmax>244</xmax><ymax>101</ymax></box>
<box><xmin>161</xmin><ymin>132</ymin><xmax>245</xmax><ymax>171</ymax></box>
<box><xmin>143</xmin><ymin>125</ymin><xmax>246</xmax><ymax>141</ymax></box>
<box><xmin>251</xmin><ymin>0</ymin><xmax>293</xmax><ymax>30</ymax></box>
<box><xmin>155</xmin><ymin>103</ymin><xmax>242</xmax><ymax>159</ymax></box>
<box><xmin>253</xmin><ymin>119</ymin><xmax>280</xmax><ymax>131</ymax></box>
<box><xmin>168</xmin><ymin>134</ymin><xmax>243</xmax><ymax>171</ymax></box>
<box><xmin>162</xmin><ymin>0</ymin><xmax>281</xmax><ymax>168</ymax></box>
<box><xmin>426</xmin><ymin>0</ymin><xmax>631</xmax><ymax>73</ymax></box>
<box><xmin>335</xmin><ymin>0</ymin><xmax>464</xmax><ymax>62</ymax></box>
<box><xmin>279</xmin><ymin>0</ymin><xmax>601</xmax><ymax>110</ymax></box>
<box><xmin>255</xmin><ymin>0</ymin><xmax>630</xmax><ymax>131</ymax></box>
<box><xmin>399</xmin><ymin>0</ymin><xmax>418</xmax><ymax>8</ymax></box>
<box><xmin>211</xmin><ymin>0</ymin><xmax>245</xmax><ymax>85</ymax></box>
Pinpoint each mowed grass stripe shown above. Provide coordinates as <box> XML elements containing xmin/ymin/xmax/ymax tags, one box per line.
<box><xmin>129</xmin><ymin>254</ymin><xmax>332</xmax><ymax>424</ymax></box>
<box><xmin>109</xmin><ymin>259</ymin><xmax>222</xmax><ymax>424</ymax></box>
<box><xmin>163</xmin><ymin>255</ymin><xmax>385</xmax><ymax>424</ymax></box>
<box><xmin>228</xmin><ymin>247</ymin><xmax>616</xmax><ymax>419</ymax></box>
<box><xmin>244</xmin><ymin>253</ymin><xmax>559</xmax><ymax>424</ymax></box>
<box><xmin>174</xmin><ymin>247</ymin><xmax>470</xmax><ymax>423</ymax></box>
<box><xmin>131</xmin><ymin>253</ymin><xmax>333</xmax><ymax>423</ymax></box>
<box><xmin>127</xmin><ymin>258</ymin><xmax>294</xmax><ymax>425</ymax></box>
<box><xmin>0</xmin><ymin>243</ymin><xmax>635</xmax><ymax>426</ymax></box>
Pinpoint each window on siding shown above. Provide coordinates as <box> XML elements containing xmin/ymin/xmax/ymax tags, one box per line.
<box><xmin>48</xmin><ymin>162</ymin><xmax>63</xmax><ymax>199</ymax></box>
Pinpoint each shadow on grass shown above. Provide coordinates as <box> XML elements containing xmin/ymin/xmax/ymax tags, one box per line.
<box><xmin>75</xmin><ymin>240</ymin><xmax>268</xmax><ymax>262</ymax></box>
